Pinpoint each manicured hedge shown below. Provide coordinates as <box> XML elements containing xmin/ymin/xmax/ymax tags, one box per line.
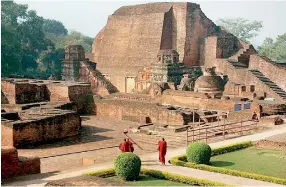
<box><xmin>170</xmin><ymin>141</ymin><xmax>286</xmax><ymax>185</ymax></box>
<box><xmin>211</xmin><ymin>141</ymin><xmax>253</xmax><ymax>156</ymax></box>
<box><xmin>85</xmin><ymin>168</ymin><xmax>115</xmax><ymax>178</ymax></box>
<box><xmin>141</xmin><ymin>168</ymin><xmax>229</xmax><ymax>186</ymax></box>
<box><xmin>86</xmin><ymin>168</ymin><xmax>229</xmax><ymax>186</ymax></box>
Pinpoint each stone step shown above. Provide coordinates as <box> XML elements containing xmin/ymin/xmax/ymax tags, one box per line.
<box><xmin>251</xmin><ymin>72</ymin><xmax>264</xmax><ymax>76</ymax></box>
<box><xmin>276</xmin><ymin>92</ymin><xmax>286</xmax><ymax>96</ymax></box>
<box><xmin>271</xmin><ymin>87</ymin><xmax>284</xmax><ymax>90</ymax></box>
<box><xmin>269</xmin><ymin>85</ymin><xmax>281</xmax><ymax>89</ymax></box>
<box><xmin>250</xmin><ymin>70</ymin><xmax>263</xmax><ymax>73</ymax></box>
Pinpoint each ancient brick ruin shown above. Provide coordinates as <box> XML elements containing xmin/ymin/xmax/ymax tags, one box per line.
<box><xmin>89</xmin><ymin>2</ymin><xmax>285</xmax><ymax>103</ymax></box>
<box><xmin>1</xmin><ymin>79</ymin><xmax>88</xmax><ymax>148</ymax></box>
<box><xmin>62</xmin><ymin>45</ymin><xmax>118</xmax><ymax>96</ymax></box>
<box><xmin>1</xmin><ymin>1</ymin><xmax>286</xmax><ymax>179</ymax></box>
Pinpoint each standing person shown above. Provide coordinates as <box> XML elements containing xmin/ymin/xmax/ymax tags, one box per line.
<box><xmin>127</xmin><ymin>138</ymin><xmax>134</xmax><ymax>153</ymax></box>
<box><xmin>158</xmin><ymin>138</ymin><xmax>167</xmax><ymax>165</ymax></box>
<box><xmin>119</xmin><ymin>138</ymin><xmax>127</xmax><ymax>152</ymax></box>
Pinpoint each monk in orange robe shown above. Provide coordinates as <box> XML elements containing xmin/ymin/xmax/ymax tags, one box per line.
<box><xmin>158</xmin><ymin>138</ymin><xmax>167</xmax><ymax>165</ymax></box>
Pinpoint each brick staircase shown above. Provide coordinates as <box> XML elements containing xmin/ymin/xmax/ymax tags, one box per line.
<box><xmin>228</xmin><ymin>46</ymin><xmax>256</xmax><ymax>69</ymax></box>
<box><xmin>227</xmin><ymin>59</ymin><xmax>248</xmax><ymax>69</ymax></box>
<box><xmin>249</xmin><ymin>69</ymin><xmax>286</xmax><ymax>100</ymax></box>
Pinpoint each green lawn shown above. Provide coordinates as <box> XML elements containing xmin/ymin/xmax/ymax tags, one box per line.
<box><xmin>211</xmin><ymin>146</ymin><xmax>286</xmax><ymax>179</ymax></box>
<box><xmin>105</xmin><ymin>175</ymin><xmax>188</xmax><ymax>186</ymax></box>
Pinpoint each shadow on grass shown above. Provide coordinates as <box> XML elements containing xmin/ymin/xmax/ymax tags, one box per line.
<box><xmin>210</xmin><ymin>161</ymin><xmax>235</xmax><ymax>167</ymax></box>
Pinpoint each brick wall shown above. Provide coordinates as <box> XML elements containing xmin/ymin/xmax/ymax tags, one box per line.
<box><xmin>1</xmin><ymin>81</ymin><xmax>16</xmax><ymax>104</ymax></box>
<box><xmin>1</xmin><ymin>147</ymin><xmax>40</xmax><ymax>179</ymax></box>
<box><xmin>94</xmin><ymin>99</ymin><xmax>185</xmax><ymax>125</ymax></box>
<box><xmin>158</xmin><ymin>90</ymin><xmax>256</xmax><ymax>112</ymax></box>
<box><xmin>47</xmin><ymin>83</ymin><xmax>95</xmax><ymax>114</ymax></box>
<box><xmin>2</xmin><ymin>110</ymin><xmax>81</xmax><ymax>148</ymax></box>
<box><xmin>1</xmin><ymin>147</ymin><xmax>19</xmax><ymax>179</ymax></box>
<box><xmin>2</xmin><ymin>80</ymin><xmax>49</xmax><ymax>104</ymax></box>
<box><xmin>1</xmin><ymin>123</ymin><xmax>14</xmax><ymax>147</ymax></box>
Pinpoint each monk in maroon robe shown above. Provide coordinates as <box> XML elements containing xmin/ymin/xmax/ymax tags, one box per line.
<box><xmin>126</xmin><ymin>138</ymin><xmax>134</xmax><ymax>152</ymax></box>
<box><xmin>158</xmin><ymin>138</ymin><xmax>167</xmax><ymax>165</ymax></box>
<box><xmin>120</xmin><ymin>138</ymin><xmax>128</xmax><ymax>152</ymax></box>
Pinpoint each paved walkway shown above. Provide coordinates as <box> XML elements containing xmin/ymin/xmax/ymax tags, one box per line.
<box><xmin>4</xmin><ymin>125</ymin><xmax>286</xmax><ymax>186</ymax></box>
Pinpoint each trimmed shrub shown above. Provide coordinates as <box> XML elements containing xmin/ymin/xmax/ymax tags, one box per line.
<box><xmin>114</xmin><ymin>152</ymin><xmax>141</xmax><ymax>181</ymax></box>
<box><xmin>186</xmin><ymin>142</ymin><xmax>211</xmax><ymax>164</ymax></box>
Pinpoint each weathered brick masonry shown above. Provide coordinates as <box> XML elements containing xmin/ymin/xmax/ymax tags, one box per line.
<box><xmin>1</xmin><ymin>78</ymin><xmax>95</xmax><ymax>114</ymax></box>
<box><xmin>92</xmin><ymin>2</ymin><xmax>218</xmax><ymax>92</ymax></box>
<box><xmin>1</xmin><ymin>108</ymin><xmax>81</xmax><ymax>148</ymax></box>
<box><xmin>1</xmin><ymin>146</ymin><xmax>40</xmax><ymax>179</ymax></box>
<box><xmin>94</xmin><ymin>99</ymin><xmax>185</xmax><ymax>125</ymax></box>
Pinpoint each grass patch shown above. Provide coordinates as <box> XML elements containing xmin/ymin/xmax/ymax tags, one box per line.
<box><xmin>211</xmin><ymin>146</ymin><xmax>286</xmax><ymax>179</ymax></box>
<box><xmin>170</xmin><ymin>141</ymin><xmax>286</xmax><ymax>185</ymax></box>
<box><xmin>105</xmin><ymin>175</ymin><xmax>188</xmax><ymax>186</ymax></box>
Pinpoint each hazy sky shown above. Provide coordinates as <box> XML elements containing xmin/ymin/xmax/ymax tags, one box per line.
<box><xmin>15</xmin><ymin>0</ymin><xmax>286</xmax><ymax>46</ymax></box>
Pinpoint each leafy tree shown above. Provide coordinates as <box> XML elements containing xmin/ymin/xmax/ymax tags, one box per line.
<box><xmin>43</xmin><ymin>19</ymin><xmax>68</xmax><ymax>36</ymax></box>
<box><xmin>216</xmin><ymin>18</ymin><xmax>263</xmax><ymax>42</ymax></box>
<box><xmin>258</xmin><ymin>33</ymin><xmax>286</xmax><ymax>63</ymax></box>
<box><xmin>1</xmin><ymin>1</ymin><xmax>27</xmax><ymax>75</ymax></box>
<box><xmin>1</xmin><ymin>1</ymin><xmax>51</xmax><ymax>76</ymax></box>
<box><xmin>38</xmin><ymin>48</ymin><xmax>65</xmax><ymax>79</ymax></box>
<box><xmin>46</xmin><ymin>30</ymin><xmax>93</xmax><ymax>52</ymax></box>
<box><xmin>1</xmin><ymin>1</ymin><xmax>93</xmax><ymax>78</ymax></box>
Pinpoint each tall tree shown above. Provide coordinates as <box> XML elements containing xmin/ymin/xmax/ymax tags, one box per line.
<box><xmin>1</xmin><ymin>1</ymin><xmax>51</xmax><ymax>76</ymax></box>
<box><xmin>1</xmin><ymin>1</ymin><xmax>27</xmax><ymax>75</ymax></box>
<box><xmin>216</xmin><ymin>18</ymin><xmax>263</xmax><ymax>42</ymax></box>
<box><xmin>258</xmin><ymin>33</ymin><xmax>286</xmax><ymax>63</ymax></box>
<box><xmin>43</xmin><ymin>19</ymin><xmax>68</xmax><ymax>36</ymax></box>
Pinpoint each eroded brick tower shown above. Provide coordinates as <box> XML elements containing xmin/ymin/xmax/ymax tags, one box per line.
<box><xmin>62</xmin><ymin>45</ymin><xmax>85</xmax><ymax>81</ymax></box>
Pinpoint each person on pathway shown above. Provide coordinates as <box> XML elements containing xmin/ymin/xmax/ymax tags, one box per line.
<box><xmin>119</xmin><ymin>138</ymin><xmax>128</xmax><ymax>152</ymax></box>
<box><xmin>158</xmin><ymin>138</ymin><xmax>167</xmax><ymax>165</ymax></box>
<box><xmin>126</xmin><ymin>138</ymin><xmax>134</xmax><ymax>153</ymax></box>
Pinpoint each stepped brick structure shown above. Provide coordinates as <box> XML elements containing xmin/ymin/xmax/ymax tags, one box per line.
<box><xmin>1</xmin><ymin>78</ymin><xmax>94</xmax><ymax>114</ymax></box>
<box><xmin>91</xmin><ymin>2</ymin><xmax>222</xmax><ymax>92</ymax></box>
<box><xmin>90</xmin><ymin>2</ymin><xmax>286</xmax><ymax>102</ymax></box>
<box><xmin>61</xmin><ymin>45</ymin><xmax>118</xmax><ymax>96</ymax></box>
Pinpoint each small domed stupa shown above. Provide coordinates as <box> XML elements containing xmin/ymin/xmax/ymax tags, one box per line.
<box><xmin>194</xmin><ymin>67</ymin><xmax>225</xmax><ymax>95</ymax></box>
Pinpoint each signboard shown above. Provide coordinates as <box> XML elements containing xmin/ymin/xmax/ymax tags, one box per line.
<box><xmin>234</xmin><ymin>104</ymin><xmax>242</xmax><ymax>111</ymax></box>
<box><xmin>244</xmin><ymin>103</ymin><xmax>251</xmax><ymax>109</ymax></box>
